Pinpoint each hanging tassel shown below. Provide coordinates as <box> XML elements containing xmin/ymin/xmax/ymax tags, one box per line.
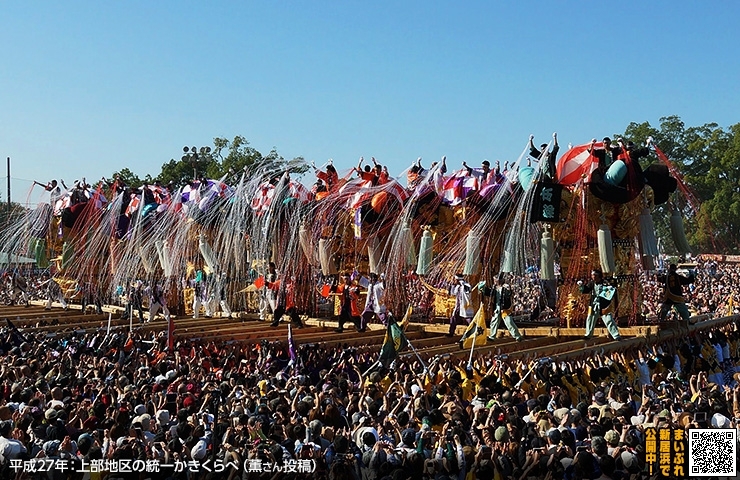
<box><xmin>155</xmin><ymin>240</ymin><xmax>167</xmax><ymax>274</ymax></box>
<box><xmin>416</xmin><ymin>229</ymin><xmax>434</xmax><ymax>275</ymax></box>
<box><xmin>156</xmin><ymin>240</ymin><xmax>173</xmax><ymax>277</ymax></box>
<box><xmin>35</xmin><ymin>239</ymin><xmax>49</xmax><ymax>269</ymax></box>
<box><xmin>319</xmin><ymin>238</ymin><xmax>338</xmax><ymax>275</ymax></box>
<box><xmin>139</xmin><ymin>244</ymin><xmax>154</xmax><ymax>273</ymax></box>
<box><xmin>400</xmin><ymin>224</ymin><xmax>417</xmax><ymax>267</ymax></box>
<box><xmin>28</xmin><ymin>238</ymin><xmax>37</xmax><ymax>259</ymax></box>
<box><xmin>298</xmin><ymin>224</ymin><xmax>314</xmax><ymax>263</ymax></box>
<box><xmin>199</xmin><ymin>233</ymin><xmax>219</xmax><ymax>274</ymax></box>
<box><xmin>641</xmin><ymin>252</ymin><xmax>655</xmax><ymax>271</ymax></box>
<box><xmin>35</xmin><ymin>238</ymin><xmax>49</xmax><ymax>268</ymax></box>
<box><xmin>463</xmin><ymin>231</ymin><xmax>481</xmax><ymax>275</ymax></box>
<box><xmin>670</xmin><ymin>209</ymin><xmax>692</xmax><ymax>255</ymax></box>
<box><xmin>540</xmin><ymin>227</ymin><xmax>555</xmax><ymax>280</ymax></box>
<box><xmin>638</xmin><ymin>208</ymin><xmax>659</xmax><ymax>257</ymax></box>
<box><xmin>368</xmin><ymin>237</ymin><xmax>383</xmax><ymax>274</ymax></box>
<box><xmin>234</xmin><ymin>236</ymin><xmax>250</xmax><ymax>270</ymax></box>
<box><xmin>62</xmin><ymin>241</ymin><xmax>74</xmax><ymax>270</ymax></box>
<box><xmin>501</xmin><ymin>249</ymin><xmax>514</xmax><ymax>273</ymax></box>
<box><xmin>597</xmin><ymin>223</ymin><xmax>615</xmax><ymax>274</ymax></box>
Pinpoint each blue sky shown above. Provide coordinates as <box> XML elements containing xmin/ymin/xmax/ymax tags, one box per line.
<box><xmin>2</xmin><ymin>1</ymin><xmax>738</xmax><ymax>206</ymax></box>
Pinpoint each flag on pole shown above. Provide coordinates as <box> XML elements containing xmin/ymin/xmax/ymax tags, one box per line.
<box><xmin>6</xmin><ymin>318</ymin><xmax>27</xmax><ymax>346</ymax></box>
<box><xmin>460</xmin><ymin>304</ymin><xmax>487</xmax><ymax>349</ymax></box>
<box><xmin>167</xmin><ymin>316</ymin><xmax>175</xmax><ymax>352</ymax></box>
<box><xmin>378</xmin><ymin>314</ymin><xmax>408</xmax><ymax>368</ymax></box>
<box><xmin>287</xmin><ymin>323</ymin><xmax>298</xmax><ymax>366</ymax></box>
<box><xmin>398</xmin><ymin>304</ymin><xmax>413</xmax><ymax>331</ymax></box>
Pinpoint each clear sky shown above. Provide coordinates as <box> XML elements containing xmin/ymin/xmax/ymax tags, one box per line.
<box><xmin>2</xmin><ymin>1</ymin><xmax>738</xmax><ymax>206</ymax></box>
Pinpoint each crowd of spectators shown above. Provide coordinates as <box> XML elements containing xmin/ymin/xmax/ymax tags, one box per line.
<box><xmin>641</xmin><ymin>258</ymin><xmax>740</xmax><ymax>321</ymax></box>
<box><xmin>1</xmin><ymin>297</ymin><xmax>740</xmax><ymax>479</ymax></box>
<box><xmin>0</xmin><ymin>260</ymin><xmax>739</xmax><ymax>479</ymax></box>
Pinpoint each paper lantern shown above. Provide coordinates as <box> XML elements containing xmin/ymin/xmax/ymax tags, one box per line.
<box><xmin>518</xmin><ymin>166</ymin><xmax>535</xmax><ymax>191</ymax></box>
<box><xmin>156</xmin><ymin>240</ymin><xmax>172</xmax><ymax>277</ymax></box>
<box><xmin>299</xmin><ymin>225</ymin><xmax>314</xmax><ymax>263</ymax></box>
<box><xmin>62</xmin><ymin>242</ymin><xmax>73</xmax><ymax>269</ymax></box>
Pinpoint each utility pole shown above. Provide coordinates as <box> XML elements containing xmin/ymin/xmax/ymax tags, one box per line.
<box><xmin>6</xmin><ymin>157</ymin><xmax>9</xmax><ymax>210</ymax></box>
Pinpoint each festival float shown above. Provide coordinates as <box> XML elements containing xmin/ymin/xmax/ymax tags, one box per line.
<box><xmin>0</xmin><ymin>136</ymin><xmax>698</xmax><ymax>339</ymax></box>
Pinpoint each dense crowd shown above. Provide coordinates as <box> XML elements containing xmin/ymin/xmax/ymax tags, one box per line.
<box><xmin>1</xmin><ymin>299</ymin><xmax>740</xmax><ymax>479</ymax></box>
<box><xmin>641</xmin><ymin>259</ymin><xmax>740</xmax><ymax>321</ymax></box>
<box><xmin>0</xmin><ymin>260</ymin><xmax>738</xmax><ymax>479</ymax></box>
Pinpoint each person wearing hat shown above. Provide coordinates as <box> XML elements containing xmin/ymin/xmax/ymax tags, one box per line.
<box><xmin>656</xmin><ymin>263</ymin><xmax>693</xmax><ymax>323</ymax></box>
<box><xmin>578</xmin><ymin>269</ymin><xmax>622</xmax><ymax>341</ymax></box>
<box><xmin>604</xmin><ymin>429</ymin><xmax>620</xmax><ymax>455</ymax></box>
<box><xmin>480</xmin><ymin>273</ymin><xmax>524</xmax><ymax>342</ymax></box>
<box><xmin>447</xmin><ymin>274</ymin><xmax>473</xmax><ymax>337</ymax></box>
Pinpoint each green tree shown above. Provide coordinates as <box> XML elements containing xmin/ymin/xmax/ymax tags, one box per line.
<box><xmin>157</xmin><ymin>146</ymin><xmax>217</xmax><ymax>188</ymax></box>
<box><xmin>155</xmin><ymin>136</ymin><xmax>308</xmax><ymax>188</ymax></box>
<box><xmin>620</xmin><ymin>116</ymin><xmax>740</xmax><ymax>254</ymax></box>
<box><xmin>211</xmin><ymin>135</ymin><xmax>308</xmax><ymax>181</ymax></box>
<box><xmin>109</xmin><ymin>168</ymin><xmax>144</xmax><ymax>189</ymax></box>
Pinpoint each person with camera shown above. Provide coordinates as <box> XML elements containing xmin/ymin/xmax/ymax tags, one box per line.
<box><xmin>578</xmin><ymin>269</ymin><xmax>622</xmax><ymax>341</ymax></box>
<box><xmin>656</xmin><ymin>263</ymin><xmax>693</xmax><ymax>323</ymax></box>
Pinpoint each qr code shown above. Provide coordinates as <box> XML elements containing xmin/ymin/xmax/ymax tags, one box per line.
<box><xmin>689</xmin><ymin>428</ymin><xmax>737</xmax><ymax>476</ymax></box>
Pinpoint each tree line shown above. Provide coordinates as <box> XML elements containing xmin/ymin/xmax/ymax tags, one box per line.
<box><xmin>620</xmin><ymin>115</ymin><xmax>740</xmax><ymax>254</ymax></box>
